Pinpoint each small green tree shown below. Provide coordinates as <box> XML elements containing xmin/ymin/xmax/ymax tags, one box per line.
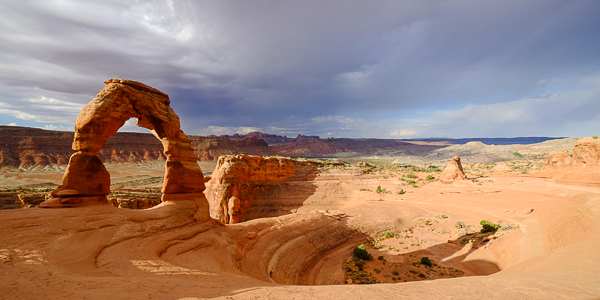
<box><xmin>420</xmin><ymin>257</ymin><xmax>432</xmax><ymax>267</ymax></box>
<box><xmin>353</xmin><ymin>244</ymin><xmax>373</xmax><ymax>260</ymax></box>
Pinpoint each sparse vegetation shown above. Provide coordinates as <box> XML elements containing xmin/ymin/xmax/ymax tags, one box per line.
<box><xmin>406</xmin><ymin>172</ymin><xmax>417</xmax><ymax>179</ymax></box>
<box><xmin>455</xmin><ymin>221</ymin><xmax>466</xmax><ymax>229</ymax></box>
<box><xmin>353</xmin><ymin>244</ymin><xmax>373</xmax><ymax>260</ymax></box>
<box><xmin>480</xmin><ymin>220</ymin><xmax>501</xmax><ymax>233</ymax></box>
<box><xmin>420</xmin><ymin>257</ymin><xmax>432</xmax><ymax>267</ymax></box>
<box><xmin>513</xmin><ymin>152</ymin><xmax>525</xmax><ymax>158</ymax></box>
<box><xmin>384</xmin><ymin>231</ymin><xmax>393</xmax><ymax>238</ymax></box>
<box><xmin>593</xmin><ymin>136</ymin><xmax>598</xmax><ymax>139</ymax></box>
<box><xmin>376</xmin><ymin>185</ymin><xmax>383</xmax><ymax>193</ymax></box>
<box><xmin>425</xmin><ymin>175</ymin><xmax>434</xmax><ymax>181</ymax></box>
<box><xmin>397</xmin><ymin>189</ymin><xmax>405</xmax><ymax>195</ymax></box>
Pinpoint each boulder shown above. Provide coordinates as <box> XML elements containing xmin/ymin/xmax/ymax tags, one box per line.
<box><xmin>439</xmin><ymin>156</ymin><xmax>467</xmax><ymax>184</ymax></box>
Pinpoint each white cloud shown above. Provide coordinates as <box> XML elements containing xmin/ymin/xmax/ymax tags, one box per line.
<box><xmin>199</xmin><ymin>125</ymin><xmax>262</xmax><ymax>136</ymax></box>
<box><xmin>38</xmin><ymin>124</ymin><xmax>72</xmax><ymax>131</ymax></box>
<box><xmin>7</xmin><ymin>122</ymin><xmax>16</xmax><ymax>126</ymax></box>
<box><xmin>391</xmin><ymin>129</ymin><xmax>417</xmax><ymax>137</ymax></box>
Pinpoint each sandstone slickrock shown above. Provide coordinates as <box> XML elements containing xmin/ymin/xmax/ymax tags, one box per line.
<box><xmin>439</xmin><ymin>156</ymin><xmax>468</xmax><ymax>184</ymax></box>
<box><xmin>205</xmin><ymin>154</ymin><xmax>317</xmax><ymax>224</ymax></box>
<box><xmin>39</xmin><ymin>79</ymin><xmax>208</xmax><ymax>218</ymax></box>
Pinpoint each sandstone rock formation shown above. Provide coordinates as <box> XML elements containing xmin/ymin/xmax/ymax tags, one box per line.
<box><xmin>205</xmin><ymin>154</ymin><xmax>317</xmax><ymax>223</ymax></box>
<box><xmin>39</xmin><ymin>79</ymin><xmax>208</xmax><ymax>219</ymax></box>
<box><xmin>543</xmin><ymin>138</ymin><xmax>600</xmax><ymax>169</ymax></box>
<box><xmin>439</xmin><ymin>156</ymin><xmax>468</xmax><ymax>183</ymax></box>
<box><xmin>543</xmin><ymin>150</ymin><xmax>572</xmax><ymax>169</ymax></box>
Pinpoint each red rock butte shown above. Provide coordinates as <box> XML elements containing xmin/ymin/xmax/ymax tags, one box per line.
<box><xmin>39</xmin><ymin>79</ymin><xmax>209</xmax><ymax>220</ymax></box>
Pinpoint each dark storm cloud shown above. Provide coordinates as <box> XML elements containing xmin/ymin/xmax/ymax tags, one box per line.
<box><xmin>0</xmin><ymin>0</ymin><xmax>599</xmax><ymax>137</ymax></box>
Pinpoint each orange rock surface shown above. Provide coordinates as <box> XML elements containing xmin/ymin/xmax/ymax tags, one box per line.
<box><xmin>39</xmin><ymin>79</ymin><xmax>207</xmax><ymax>217</ymax></box>
<box><xmin>439</xmin><ymin>156</ymin><xmax>468</xmax><ymax>183</ymax></box>
<box><xmin>205</xmin><ymin>154</ymin><xmax>316</xmax><ymax>223</ymax></box>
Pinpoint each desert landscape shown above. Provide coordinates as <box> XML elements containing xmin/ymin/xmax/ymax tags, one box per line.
<box><xmin>0</xmin><ymin>79</ymin><xmax>598</xmax><ymax>300</ymax></box>
<box><xmin>2</xmin><ymin>1</ymin><xmax>600</xmax><ymax>299</ymax></box>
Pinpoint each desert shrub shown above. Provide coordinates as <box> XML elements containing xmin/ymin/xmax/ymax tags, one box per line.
<box><xmin>455</xmin><ymin>221</ymin><xmax>465</xmax><ymax>229</ymax></box>
<box><xmin>372</xmin><ymin>239</ymin><xmax>383</xmax><ymax>249</ymax></box>
<box><xmin>406</xmin><ymin>179</ymin><xmax>416</xmax><ymax>185</ymax></box>
<box><xmin>374</xmin><ymin>268</ymin><xmax>381</xmax><ymax>274</ymax></box>
<box><xmin>377</xmin><ymin>255</ymin><xmax>384</xmax><ymax>260</ymax></box>
<box><xmin>353</xmin><ymin>244</ymin><xmax>373</xmax><ymax>260</ymax></box>
<box><xmin>593</xmin><ymin>136</ymin><xmax>598</xmax><ymax>139</ymax></box>
<box><xmin>407</xmin><ymin>172</ymin><xmax>417</xmax><ymax>179</ymax></box>
<box><xmin>399</xmin><ymin>177</ymin><xmax>405</xmax><ymax>181</ymax></box>
<box><xmin>384</xmin><ymin>231</ymin><xmax>393</xmax><ymax>238</ymax></box>
<box><xmin>418</xmin><ymin>273</ymin><xmax>426</xmax><ymax>278</ymax></box>
<box><xmin>420</xmin><ymin>257</ymin><xmax>432</xmax><ymax>267</ymax></box>
<box><xmin>513</xmin><ymin>152</ymin><xmax>524</xmax><ymax>158</ymax></box>
<box><xmin>397</xmin><ymin>189</ymin><xmax>405</xmax><ymax>195</ymax></box>
<box><xmin>376</xmin><ymin>186</ymin><xmax>383</xmax><ymax>193</ymax></box>
<box><xmin>425</xmin><ymin>175</ymin><xmax>434</xmax><ymax>181</ymax></box>
<box><xmin>480</xmin><ymin>220</ymin><xmax>501</xmax><ymax>233</ymax></box>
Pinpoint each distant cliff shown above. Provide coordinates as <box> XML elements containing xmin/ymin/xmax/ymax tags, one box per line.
<box><xmin>0</xmin><ymin>126</ymin><xmax>565</xmax><ymax>168</ymax></box>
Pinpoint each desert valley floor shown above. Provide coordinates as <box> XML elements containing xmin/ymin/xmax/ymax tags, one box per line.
<box><xmin>1</xmin><ymin>154</ymin><xmax>599</xmax><ymax>299</ymax></box>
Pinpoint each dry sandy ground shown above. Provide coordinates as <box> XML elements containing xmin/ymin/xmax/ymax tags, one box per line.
<box><xmin>0</xmin><ymin>164</ymin><xmax>599</xmax><ymax>299</ymax></box>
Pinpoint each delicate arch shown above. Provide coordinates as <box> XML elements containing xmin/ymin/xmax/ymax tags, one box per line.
<box><xmin>41</xmin><ymin>79</ymin><xmax>206</xmax><ymax>210</ymax></box>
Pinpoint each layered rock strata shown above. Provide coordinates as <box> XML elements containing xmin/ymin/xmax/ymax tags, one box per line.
<box><xmin>205</xmin><ymin>154</ymin><xmax>318</xmax><ymax>223</ymax></box>
<box><xmin>439</xmin><ymin>156</ymin><xmax>468</xmax><ymax>183</ymax></box>
<box><xmin>40</xmin><ymin>79</ymin><xmax>208</xmax><ymax>219</ymax></box>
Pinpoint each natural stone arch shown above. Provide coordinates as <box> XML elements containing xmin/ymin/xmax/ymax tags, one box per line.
<box><xmin>40</xmin><ymin>79</ymin><xmax>208</xmax><ymax>218</ymax></box>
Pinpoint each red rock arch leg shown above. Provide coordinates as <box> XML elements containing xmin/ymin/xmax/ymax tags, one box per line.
<box><xmin>40</xmin><ymin>79</ymin><xmax>207</xmax><ymax>217</ymax></box>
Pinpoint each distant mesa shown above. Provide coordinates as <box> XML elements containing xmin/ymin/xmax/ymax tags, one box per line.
<box><xmin>219</xmin><ymin>132</ymin><xmax>321</xmax><ymax>145</ymax></box>
<box><xmin>39</xmin><ymin>79</ymin><xmax>209</xmax><ymax>219</ymax></box>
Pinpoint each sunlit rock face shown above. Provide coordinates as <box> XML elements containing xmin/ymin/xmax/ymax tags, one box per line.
<box><xmin>439</xmin><ymin>156</ymin><xmax>467</xmax><ymax>184</ymax></box>
<box><xmin>40</xmin><ymin>79</ymin><xmax>207</xmax><ymax>217</ymax></box>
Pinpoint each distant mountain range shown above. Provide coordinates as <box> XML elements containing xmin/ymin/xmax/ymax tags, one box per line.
<box><xmin>0</xmin><ymin>125</ymin><xmax>565</xmax><ymax>168</ymax></box>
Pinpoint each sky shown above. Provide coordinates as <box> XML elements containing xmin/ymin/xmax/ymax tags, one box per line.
<box><xmin>1</xmin><ymin>0</ymin><xmax>599</xmax><ymax>139</ymax></box>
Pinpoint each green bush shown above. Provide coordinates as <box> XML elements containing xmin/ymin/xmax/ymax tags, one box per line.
<box><xmin>420</xmin><ymin>257</ymin><xmax>432</xmax><ymax>267</ymax></box>
<box><xmin>376</xmin><ymin>185</ymin><xmax>383</xmax><ymax>193</ymax></box>
<box><xmin>353</xmin><ymin>244</ymin><xmax>373</xmax><ymax>260</ymax></box>
<box><xmin>425</xmin><ymin>175</ymin><xmax>434</xmax><ymax>181</ymax></box>
<box><xmin>593</xmin><ymin>136</ymin><xmax>598</xmax><ymax>139</ymax></box>
<box><xmin>480</xmin><ymin>220</ymin><xmax>501</xmax><ymax>233</ymax></box>
<box><xmin>406</xmin><ymin>180</ymin><xmax>416</xmax><ymax>185</ymax></box>
<box><xmin>407</xmin><ymin>173</ymin><xmax>417</xmax><ymax>179</ymax></box>
<box><xmin>397</xmin><ymin>189</ymin><xmax>405</xmax><ymax>195</ymax></box>
<box><xmin>384</xmin><ymin>231</ymin><xmax>393</xmax><ymax>238</ymax></box>
<box><xmin>513</xmin><ymin>152</ymin><xmax>524</xmax><ymax>158</ymax></box>
<box><xmin>455</xmin><ymin>221</ymin><xmax>465</xmax><ymax>229</ymax></box>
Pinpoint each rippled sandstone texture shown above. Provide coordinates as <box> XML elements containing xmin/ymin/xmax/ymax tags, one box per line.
<box><xmin>39</xmin><ymin>79</ymin><xmax>208</xmax><ymax>220</ymax></box>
